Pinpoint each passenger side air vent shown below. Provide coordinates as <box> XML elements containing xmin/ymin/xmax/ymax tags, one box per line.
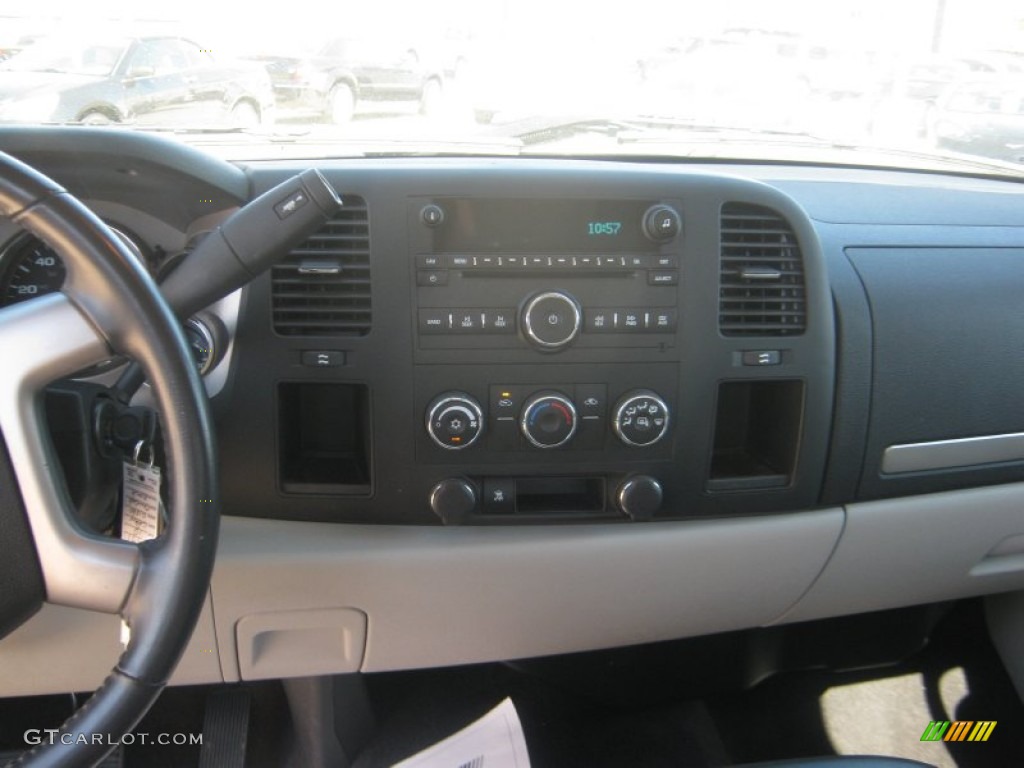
<box><xmin>272</xmin><ymin>196</ymin><xmax>370</xmax><ymax>336</ymax></box>
<box><xmin>719</xmin><ymin>202</ymin><xmax>806</xmax><ymax>336</ymax></box>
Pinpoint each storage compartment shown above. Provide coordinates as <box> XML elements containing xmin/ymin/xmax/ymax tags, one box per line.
<box><xmin>847</xmin><ymin>247</ymin><xmax>1024</xmax><ymax>501</ymax></box>
<box><xmin>278</xmin><ymin>382</ymin><xmax>371</xmax><ymax>494</ymax></box>
<box><xmin>513</xmin><ymin>477</ymin><xmax>606</xmax><ymax>515</ymax></box>
<box><xmin>708</xmin><ymin>380</ymin><xmax>804</xmax><ymax>491</ymax></box>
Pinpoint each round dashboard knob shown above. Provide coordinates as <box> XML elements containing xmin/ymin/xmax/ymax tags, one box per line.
<box><xmin>426</xmin><ymin>392</ymin><xmax>484</xmax><ymax>450</ymax></box>
<box><xmin>612</xmin><ymin>390</ymin><xmax>670</xmax><ymax>447</ymax></box>
<box><xmin>520</xmin><ymin>391</ymin><xmax>577</xmax><ymax>448</ymax></box>
<box><xmin>430</xmin><ymin>478</ymin><xmax>477</xmax><ymax>524</ymax></box>
<box><xmin>642</xmin><ymin>204</ymin><xmax>681</xmax><ymax>242</ymax></box>
<box><xmin>521</xmin><ymin>291</ymin><xmax>582</xmax><ymax>350</ymax></box>
<box><xmin>617</xmin><ymin>475</ymin><xmax>663</xmax><ymax>520</ymax></box>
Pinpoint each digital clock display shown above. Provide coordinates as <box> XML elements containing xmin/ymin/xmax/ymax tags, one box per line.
<box><xmin>433</xmin><ymin>199</ymin><xmax>657</xmax><ymax>253</ymax></box>
<box><xmin>588</xmin><ymin>222</ymin><xmax>622</xmax><ymax>236</ymax></box>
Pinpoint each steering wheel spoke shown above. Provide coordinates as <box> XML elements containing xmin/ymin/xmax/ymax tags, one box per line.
<box><xmin>0</xmin><ymin>147</ymin><xmax>218</xmax><ymax>767</ymax></box>
<box><xmin>0</xmin><ymin>293</ymin><xmax>139</xmax><ymax>614</ymax></box>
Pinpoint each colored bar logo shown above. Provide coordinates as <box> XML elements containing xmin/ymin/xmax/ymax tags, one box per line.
<box><xmin>921</xmin><ymin>721</ymin><xmax>997</xmax><ymax>742</ymax></box>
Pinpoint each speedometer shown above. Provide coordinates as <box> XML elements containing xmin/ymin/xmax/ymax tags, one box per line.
<box><xmin>0</xmin><ymin>236</ymin><xmax>66</xmax><ymax>307</ymax></box>
<box><xmin>0</xmin><ymin>228</ymin><xmax>148</xmax><ymax>309</ymax></box>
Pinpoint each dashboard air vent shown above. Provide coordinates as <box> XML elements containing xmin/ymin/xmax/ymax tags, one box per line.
<box><xmin>719</xmin><ymin>203</ymin><xmax>806</xmax><ymax>336</ymax></box>
<box><xmin>272</xmin><ymin>196</ymin><xmax>370</xmax><ymax>336</ymax></box>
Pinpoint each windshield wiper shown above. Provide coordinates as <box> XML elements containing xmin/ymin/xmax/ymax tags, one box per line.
<box><xmin>492</xmin><ymin>114</ymin><xmax>1024</xmax><ymax>178</ymax></box>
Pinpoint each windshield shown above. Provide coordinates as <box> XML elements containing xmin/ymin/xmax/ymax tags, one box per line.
<box><xmin>1</xmin><ymin>1</ymin><xmax>1023</xmax><ymax>173</ymax></box>
<box><xmin>0</xmin><ymin>37</ymin><xmax>126</xmax><ymax>77</ymax></box>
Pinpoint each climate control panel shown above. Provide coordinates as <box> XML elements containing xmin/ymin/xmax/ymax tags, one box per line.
<box><xmin>422</xmin><ymin>385</ymin><xmax>673</xmax><ymax>455</ymax></box>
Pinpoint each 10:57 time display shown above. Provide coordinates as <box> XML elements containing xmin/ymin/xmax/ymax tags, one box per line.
<box><xmin>587</xmin><ymin>221</ymin><xmax>622</xmax><ymax>236</ymax></box>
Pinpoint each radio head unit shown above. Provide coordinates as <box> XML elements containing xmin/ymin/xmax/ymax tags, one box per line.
<box><xmin>411</xmin><ymin>197</ymin><xmax>682</xmax><ymax>353</ymax></box>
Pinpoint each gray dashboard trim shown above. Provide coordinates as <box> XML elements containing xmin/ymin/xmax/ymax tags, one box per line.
<box><xmin>209</xmin><ymin>512</ymin><xmax>844</xmax><ymax>677</ymax></box>
<box><xmin>776</xmin><ymin>483</ymin><xmax>1024</xmax><ymax>625</ymax></box>
<box><xmin>882</xmin><ymin>433</ymin><xmax>1024</xmax><ymax>474</ymax></box>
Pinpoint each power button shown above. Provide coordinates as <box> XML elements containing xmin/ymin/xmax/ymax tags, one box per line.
<box><xmin>522</xmin><ymin>291</ymin><xmax>582</xmax><ymax>350</ymax></box>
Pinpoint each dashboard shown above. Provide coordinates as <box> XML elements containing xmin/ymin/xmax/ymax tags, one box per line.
<box><xmin>2</xmin><ymin>126</ymin><xmax>1024</xmax><ymax>693</ymax></box>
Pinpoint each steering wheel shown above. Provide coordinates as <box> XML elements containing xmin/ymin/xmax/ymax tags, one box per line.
<box><xmin>0</xmin><ymin>151</ymin><xmax>218</xmax><ymax>767</ymax></box>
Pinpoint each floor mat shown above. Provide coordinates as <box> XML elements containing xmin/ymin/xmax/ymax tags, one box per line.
<box><xmin>707</xmin><ymin>601</ymin><xmax>1024</xmax><ymax>766</ymax></box>
<box><xmin>355</xmin><ymin>663</ymin><xmax>730</xmax><ymax>768</ymax></box>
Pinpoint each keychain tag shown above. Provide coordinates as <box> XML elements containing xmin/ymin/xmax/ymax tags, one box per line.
<box><xmin>121</xmin><ymin>441</ymin><xmax>162</xmax><ymax>543</ymax></box>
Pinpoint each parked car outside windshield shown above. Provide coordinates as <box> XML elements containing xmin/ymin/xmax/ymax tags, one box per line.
<box><xmin>0</xmin><ymin>1</ymin><xmax>1022</xmax><ymax>173</ymax></box>
<box><xmin>0</xmin><ymin>35</ymin><xmax>274</xmax><ymax>126</ymax></box>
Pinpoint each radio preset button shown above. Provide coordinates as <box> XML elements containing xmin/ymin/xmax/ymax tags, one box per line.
<box><xmin>452</xmin><ymin>311</ymin><xmax>481</xmax><ymax>332</ymax></box>
<box><xmin>522</xmin><ymin>291</ymin><xmax>582</xmax><ymax>350</ymax></box>
<box><xmin>482</xmin><ymin>309</ymin><xmax>516</xmax><ymax>333</ymax></box>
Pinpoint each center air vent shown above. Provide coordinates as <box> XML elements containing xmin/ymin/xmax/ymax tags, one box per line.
<box><xmin>719</xmin><ymin>202</ymin><xmax>806</xmax><ymax>337</ymax></box>
<box><xmin>272</xmin><ymin>196</ymin><xmax>370</xmax><ymax>336</ymax></box>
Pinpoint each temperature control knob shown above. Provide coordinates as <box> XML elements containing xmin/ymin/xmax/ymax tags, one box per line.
<box><xmin>520</xmin><ymin>391</ymin><xmax>577</xmax><ymax>448</ymax></box>
<box><xmin>617</xmin><ymin>475</ymin><xmax>663</xmax><ymax>520</ymax></box>
<box><xmin>521</xmin><ymin>291</ymin><xmax>582</xmax><ymax>350</ymax></box>
<box><xmin>612</xmin><ymin>391</ymin><xmax>670</xmax><ymax>447</ymax></box>
<box><xmin>426</xmin><ymin>392</ymin><xmax>483</xmax><ymax>450</ymax></box>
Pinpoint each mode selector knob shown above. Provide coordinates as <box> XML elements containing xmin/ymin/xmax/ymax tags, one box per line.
<box><xmin>520</xmin><ymin>391</ymin><xmax>577</xmax><ymax>449</ymax></box>
<box><xmin>426</xmin><ymin>392</ymin><xmax>484</xmax><ymax>450</ymax></box>
<box><xmin>522</xmin><ymin>291</ymin><xmax>582</xmax><ymax>350</ymax></box>
<box><xmin>613</xmin><ymin>390</ymin><xmax>670</xmax><ymax>447</ymax></box>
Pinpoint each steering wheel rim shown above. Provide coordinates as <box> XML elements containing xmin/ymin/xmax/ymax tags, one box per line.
<box><xmin>0</xmin><ymin>150</ymin><xmax>218</xmax><ymax>767</ymax></box>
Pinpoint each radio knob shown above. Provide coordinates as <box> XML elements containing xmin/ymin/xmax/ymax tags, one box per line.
<box><xmin>617</xmin><ymin>475</ymin><xmax>663</xmax><ymax>520</ymax></box>
<box><xmin>426</xmin><ymin>392</ymin><xmax>484</xmax><ymax>450</ymax></box>
<box><xmin>430</xmin><ymin>478</ymin><xmax>477</xmax><ymax>524</ymax></box>
<box><xmin>521</xmin><ymin>291</ymin><xmax>582</xmax><ymax>350</ymax></box>
<box><xmin>613</xmin><ymin>391</ymin><xmax>670</xmax><ymax>447</ymax></box>
<box><xmin>520</xmin><ymin>392</ymin><xmax>578</xmax><ymax>448</ymax></box>
<box><xmin>642</xmin><ymin>204</ymin><xmax>681</xmax><ymax>242</ymax></box>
